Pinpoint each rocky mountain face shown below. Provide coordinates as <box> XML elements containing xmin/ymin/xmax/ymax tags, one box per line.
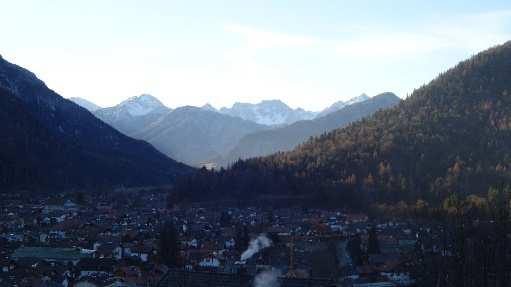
<box><xmin>0</xmin><ymin>56</ymin><xmax>192</xmax><ymax>189</ymax></box>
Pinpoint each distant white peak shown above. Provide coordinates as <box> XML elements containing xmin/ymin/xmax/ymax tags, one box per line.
<box><xmin>317</xmin><ymin>93</ymin><xmax>371</xmax><ymax>118</ymax></box>
<box><xmin>226</xmin><ymin>99</ymin><xmax>288</xmax><ymax>108</ymax></box>
<box><xmin>119</xmin><ymin>94</ymin><xmax>165</xmax><ymax>116</ymax></box>
<box><xmin>219</xmin><ymin>99</ymin><xmax>314</xmax><ymax>125</ymax></box>
<box><xmin>122</xmin><ymin>94</ymin><xmax>163</xmax><ymax>106</ymax></box>
<box><xmin>330</xmin><ymin>93</ymin><xmax>370</xmax><ymax>108</ymax></box>
<box><xmin>201</xmin><ymin>103</ymin><xmax>217</xmax><ymax>112</ymax></box>
<box><xmin>345</xmin><ymin>93</ymin><xmax>370</xmax><ymax>105</ymax></box>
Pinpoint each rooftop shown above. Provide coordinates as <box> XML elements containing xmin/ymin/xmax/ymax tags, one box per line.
<box><xmin>11</xmin><ymin>247</ymin><xmax>92</xmax><ymax>261</ymax></box>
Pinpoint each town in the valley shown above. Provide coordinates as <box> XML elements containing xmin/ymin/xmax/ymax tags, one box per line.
<box><xmin>0</xmin><ymin>188</ymin><xmax>454</xmax><ymax>287</ymax></box>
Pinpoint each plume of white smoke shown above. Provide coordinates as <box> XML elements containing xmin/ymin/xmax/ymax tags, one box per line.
<box><xmin>253</xmin><ymin>269</ymin><xmax>281</xmax><ymax>287</ymax></box>
<box><xmin>241</xmin><ymin>234</ymin><xmax>272</xmax><ymax>261</ymax></box>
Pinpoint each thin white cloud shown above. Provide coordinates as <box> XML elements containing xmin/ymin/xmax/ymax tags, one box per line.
<box><xmin>224</xmin><ymin>24</ymin><xmax>316</xmax><ymax>50</ymax></box>
<box><xmin>335</xmin><ymin>10</ymin><xmax>511</xmax><ymax>60</ymax></box>
<box><xmin>335</xmin><ymin>32</ymin><xmax>448</xmax><ymax>58</ymax></box>
<box><xmin>218</xmin><ymin>10</ymin><xmax>511</xmax><ymax>109</ymax></box>
<box><xmin>225</xmin><ymin>9</ymin><xmax>511</xmax><ymax>63</ymax></box>
<box><xmin>429</xmin><ymin>9</ymin><xmax>511</xmax><ymax>52</ymax></box>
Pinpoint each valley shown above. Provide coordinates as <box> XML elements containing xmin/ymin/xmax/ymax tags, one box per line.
<box><xmin>1</xmin><ymin>2</ymin><xmax>511</xmax><ymax>286</ymax></box>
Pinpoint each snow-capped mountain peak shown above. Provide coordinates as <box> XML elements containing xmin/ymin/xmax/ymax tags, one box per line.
<box><xmin>201</xmin><ymin>103</ymin><xmax>217</xmax><ymax>112</ymax></box>
<box><xmin>220</xmin><ymin>99</ymin><xmax>315</xmax><ymax>126</ymax></box>
<box><xmin>118</xmin><ymin>94</ymin><xmax>165</xmax><ymax>116</ymax></box>
<box><xmin>93</xmin><ymin>94</ymin><xmax>171</xmax><ymax>136</ymax></box>
<box><xmin>344</xmin><ymin>93</ymin><xmax>370</xmax><ymax>106</ymax></box>
<box><xmin>316</xmin><ymin>93</ymin><xmax>370</xmax><ymax>118</ymax></box>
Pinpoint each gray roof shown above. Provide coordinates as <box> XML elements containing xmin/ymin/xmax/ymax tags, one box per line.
<box><xmin>11</xmin><ymin>247</ymin><xmax>92</xmax><ymax>261</ymax></box>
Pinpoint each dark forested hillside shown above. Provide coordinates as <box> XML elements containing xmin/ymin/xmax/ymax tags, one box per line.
<box><xmin>219</xmin><ymin>93</ymin><xmax>400</xmax><ymax>166</ymax></box>
<box><xmin>175</xmin><ymin>41</ymin><xmax>511</xmax><ymax>208</ymax></box>
<box><xmin>0</xmin><ymin>56</ymin><xmax>192</xmax><ymax>190</ymax></box>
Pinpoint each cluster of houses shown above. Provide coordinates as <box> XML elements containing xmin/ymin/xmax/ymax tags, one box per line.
<box><xmin>0</xmin><ymin>190</ymin><xmax>441</xmax><ymax>286</ymax></box>
<box><xmin>0</xmin><ymin>190</ymin><xmax>168</xmax><ymax>286</ymax></box>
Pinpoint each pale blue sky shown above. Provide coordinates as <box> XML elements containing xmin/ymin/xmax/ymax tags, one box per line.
<box><xmin>2</xmin><ymin>0</ymin><xmax>511</xmax><ymax>110</ymax></box>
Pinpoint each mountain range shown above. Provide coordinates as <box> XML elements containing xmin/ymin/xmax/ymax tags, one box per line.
<box><xmin>93</xmin><ymin>98</ymin><xmax>268</xmax><ymax>166</ymax></box>
<box><xmin>131</xmin><ymin>106</ymin><xmax>267</xmax><ymax>165</ymax></box>
<box><xmin>218</xmin><ymin>92</ymin><xmax>400</xmax><ymax>165</ymax></box>
<box><xmin>0</xmin><ymin>55</ymin><xmax>191</xmax><ymax>189</ymax></box>
<box><xmin>174</xmin><ymin>41</ymin><xmax>511</xmax><ymax>208</ymax></box>
<box><xmin>89</xmin><ymin>93</ymin><xmax>397</xmax><ymax>167</ymax></box>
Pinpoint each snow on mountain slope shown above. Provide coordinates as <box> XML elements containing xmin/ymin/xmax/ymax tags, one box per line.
<box><xmin>95</xmin><ymin>94</ymin><xmax>168</xmax><ymax>120</ymax></box>
<box><xmin>94</xmin><ymin>94</ymin><xmax>171</xmax><ymax>136</ymax></box>
<box><xmin>219</xmin><ymin>99</ymin><xmax>316</xmax><ymax>126</ymax></box>
<box><xmin>316</xmin><ymin>93</ymin><xmax>370</xmax><ymax>118</ymax></box>
<box><xmin>117</xmin><ymin>94</ymin><xmax>166</xmax><ymax>116</ymax></box>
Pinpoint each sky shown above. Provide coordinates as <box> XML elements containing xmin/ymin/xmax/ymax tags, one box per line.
<box><xmin>1</xmin><ymin>1</ymin><xmax>511</xmax><ymax>111</ymax></box>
